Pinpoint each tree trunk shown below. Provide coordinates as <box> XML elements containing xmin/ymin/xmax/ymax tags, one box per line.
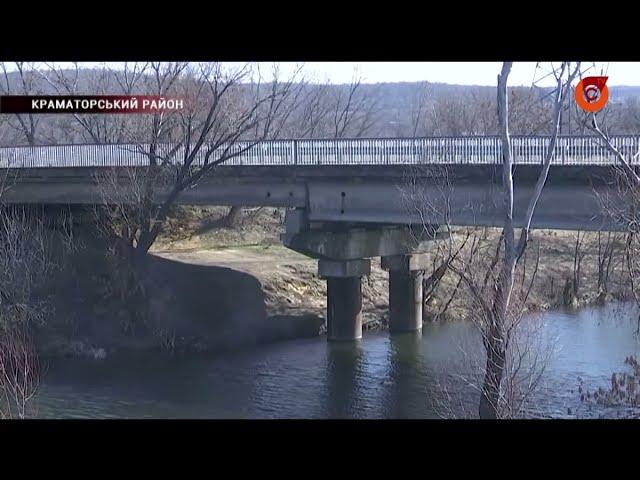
<box><xmin>479</xmin><ymin>328</ymin><xmax>506</xmax><ymax>419</ymax></box>
<box><xmin>479</xmin><ymin>272</ymin><xmax>511</xmax><ymax>419</ymax></box>
<box><xmin>136</xmin><ymin>227</ymin><xmax>158</xmax><ymax>256</ymax></box>
<box><xmin>222</xmin><ymin>206</ymin><xmax>243</xmax><ymax>228</ymax></box>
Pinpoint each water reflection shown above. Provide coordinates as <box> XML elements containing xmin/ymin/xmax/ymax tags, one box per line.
<box><xmin>33</xmin><ymin>302</ymin><xmax>640</xmax><ymax>419</ymax></box>
<box><xmin>324</xmin><ymin>341</ymin><xmax>366</xmax><ymax>418</ymax></box>
<box><xmin>384</xmin><ymin>333</ymin><xmax>430</xmax><ymax>418</ymax></box>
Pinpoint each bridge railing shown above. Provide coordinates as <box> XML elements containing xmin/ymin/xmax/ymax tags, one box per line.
<box><xmin>0</xmin><ymin>136</ymin><xmax>639</xmax><ymax>168</ymax></box>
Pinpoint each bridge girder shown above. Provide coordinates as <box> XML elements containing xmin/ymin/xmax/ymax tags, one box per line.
<box><xmin>0</xmin><ymin>165</ymin><xmax>629</xmax><ymax>232</ymax></box>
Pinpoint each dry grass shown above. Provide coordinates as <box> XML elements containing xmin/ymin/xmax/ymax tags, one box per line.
<box><xmin>154</xmin><ymin>206</ymin><xmax>284</xmax><ymax>251</ymax></box>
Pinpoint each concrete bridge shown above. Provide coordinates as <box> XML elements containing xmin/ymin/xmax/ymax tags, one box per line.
<box><xmin>1</xmin><ymin>135</ymin><xmax>637</xmax><ymax>340</ymax></box>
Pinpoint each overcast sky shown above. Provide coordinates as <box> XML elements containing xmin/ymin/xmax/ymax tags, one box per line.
<box><xmin>3</xmin><ymin>62</ymin><xmax>638</xmax><ymax>87</ymax></box>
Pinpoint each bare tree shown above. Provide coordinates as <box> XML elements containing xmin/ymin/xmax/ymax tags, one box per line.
<box><xmin>0</xmin><ymin>156</ymin><xmax>78</xmax><ymax>419</ymax></box>
<box><xmin>330</xmin><ymin>73</ymin><xmax>378</xmax><ymax>139</ymax></box>
<box><xmin>439</xmin><ymin>311</ymin><xmax>555</xmax><ymax>420</ymax></box>
<box><xmin>41</xmin><ymin>62</ymin><xmax>157</xmax><ymax>144</ymax></box>
<box><xmin>0</xmin><ymin>324</ymin><xmax>40</xmax><ymax>419</ymax></box>
<box><xmin>409</xmin><ymin>82</ymin><xmax>432</xmax><ymax>137</ymax></box>
<box><xmin>279</xmin><ymin>70</ymin><xmax>379</xmax><ymax>139</ymax></box>
<box><xmin>421</xmin><ymin>63</ymin><xmax>579</xmax><ymax>418</ymax></box>
<box><xmin>459</xmin><ymin>62</ymin><xmax>579</xmax><ymax>418</ymax></box>
<box><xmin>132</xmin><ymin>63</ymin><xmax>301</xmax><ymax>255</ymax></box>
<box><xmin>509</xmin><ymin>87</ymin><xmax>554</xmax><ymax>135</ymax></box>
<box><xmin>0</xmin><ymin>208</ymin><xmax>53</xmax><ymax>418</ymax></box>
<box><xmin>43</xmin><ymin>62</ymin><xmax>304</xmax><ymax>258</ymax></box>
<box><xmin>0</xmin><ymin>208</ymin><xmax>55</xmax><ymax>328</ymax></box>
<box><xmin>0</xmin><ymin>115</ymin><xmax>10</xmax><ymax>147</ymax></box>
<box><xmin>588</xmin><ymin>104</ymin><xmax>640</xmax><ymax>329</ymax></box>
<box><xmin>569</xmin><ymin>231</ymin><xmax>586</xmax><ymax>306</ymax></box>
<box><xmin>597</xmin><ymin>231</ymin><xmax>621</xmax><ymax>301</ymax></box>
<box><xmin>428</xmin><ymin>227</ymin><xmax>555</xmax><ymax>419</ymax></box>
<box><xmin>429</xmin><ymin>88</ymin><xmax>498</xmax><ymax>136</ymax></box>
<box><xmin>618</xmin><ymin>97</ymin><xmax>640</xmax><ymax>134</ymax></box>
<box><xmin>429</xmin><ymin>94</ymin><xmax>477</xmax><ymax>136</ymax></box>
<box><xmin>0</xmin><ymin>204</ymin><xmax>56</xmax><ymax>419</ymax></box>
<box><xmin>426</xmin><ymin>84</ymin><xmax>567</xmax><ymax>137</ymax></box>
<box><xmin>573</xmin><ymin>230</ymin><xmax>586</xmax><ymax>298</ymax></box>
<box><xmin>293</xmin><ymin>84</ymin><xmax>333</xmax><ymax>139</ymax></box>
<box><xmin>0</xmin><ymin>62</ymin><xmax>42</xmax><ymax>145</ymax></box>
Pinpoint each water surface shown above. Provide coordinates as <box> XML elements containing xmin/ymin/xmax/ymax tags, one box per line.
<box><xmin>35</xmin><ymin>302</ymin><xmax>640</xmax><ymax>418</ymax></box>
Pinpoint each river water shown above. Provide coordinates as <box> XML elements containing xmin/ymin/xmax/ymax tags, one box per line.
<box><xmin>33</xmin><ymin>302</ymin><xmax>640</xmax><ymax>419</ymax></box>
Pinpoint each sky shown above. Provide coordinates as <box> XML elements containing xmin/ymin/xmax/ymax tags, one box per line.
<box><xmin>267</xmin><ymin>62</ymin><xmax>639</xmax><ymax>86</ymax></box>
<box><xmin>3</xmin><ymin>61</ymin><xmax>639</xmax><ymax>87</ymax></box>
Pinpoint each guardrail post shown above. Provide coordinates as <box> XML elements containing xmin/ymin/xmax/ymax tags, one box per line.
<box><xmin>293</xmin><ymin>140</ymin><xmax>298</xmax><ymax>166</ymax></box>
<box><xmin>385</xmin><ymin>140</ymin><xmax>389</xmax><ymax>166</ymax></box>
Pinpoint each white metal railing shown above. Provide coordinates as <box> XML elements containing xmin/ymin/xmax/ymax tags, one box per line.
<box><xmin>0</xmin><ymin>136</ymin><xmax>638</xmax><ymax>168</ymax></box>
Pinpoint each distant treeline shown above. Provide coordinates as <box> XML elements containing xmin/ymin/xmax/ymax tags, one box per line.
<box><xmin>2</xmin><ymin>64</ymin><xmax>640</xmax><ymax>147</ymax></box>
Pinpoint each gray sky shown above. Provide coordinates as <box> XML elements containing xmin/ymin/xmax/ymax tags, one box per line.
<box><xmin>3</xmin><ymin>62</ymin><xmax>638</xmax><ymax>86</ymax></box>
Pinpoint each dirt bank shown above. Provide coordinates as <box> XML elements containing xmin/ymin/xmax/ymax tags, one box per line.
<box><xmin>152</xmin><ymin>206</ymin><xmax>635</xmax><ymax>327</ymax></box>
<box><xmin>154</xmin><ymin>206</ymin><xmax>391</xmax><ymax>331</ymax></box>
<box><xmin>154</xmin><ymin>244</ymin><xmax>391</xmax><ymax>332</ymax></box>
<box><xmin>35</xmin><ymin>223</ymin><xmax>324</xmax><ymax>359</ymax></box>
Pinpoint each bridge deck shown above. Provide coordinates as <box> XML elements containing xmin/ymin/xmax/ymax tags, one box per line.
<box><xmin>0</xmin><ymin>136</ymin><xmax>634</xmax><ymax>232</ymax></box>
<box><xmin>0</xmin><ymin>136</ymin><xmax>638</xmax><ymax>168</ymax></box>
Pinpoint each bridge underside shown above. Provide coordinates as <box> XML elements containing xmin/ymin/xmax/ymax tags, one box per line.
<box><xmin>0</xmin><ymin>165</ymin><xmax>627</xmax><ymax>232</ymax></box>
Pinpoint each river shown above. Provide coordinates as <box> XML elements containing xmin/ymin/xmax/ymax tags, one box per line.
<box><xmin>33</xmin><ymin>302</ymin><xmax>640</xmax><ymax>419</ymax></box>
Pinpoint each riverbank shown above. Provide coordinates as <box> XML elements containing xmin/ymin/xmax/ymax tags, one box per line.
<box><xmin>154</xmin><ymin>244</ymin><xmax>391</xmax><ymax>332</ymax></box>
<box><xmin>29</xmin><ymin>205</ymin><xmax>636</xmax><ymax>360</ymax></box>
<box><xmin>154</xmin><ymin>206</ymin><xmax>392</xmax><ymax>331</ymax></box>
<box><xmin>30</xmin><ymin>216</ymin><xmax>324</xmax><ymax>360</ymax></box>
<box><xmin>152</xmin><ymin>206</ymin><xmax>634</xmax><ymax>329</ymax></box>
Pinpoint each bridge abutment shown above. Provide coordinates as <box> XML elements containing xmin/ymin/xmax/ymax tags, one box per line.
<box><xmin>319</xmin><ymin>259</ymin><xmax>370</xmax><ymax>341</ymax></box>
<box><xmin>382</xmin><ymin>254</ymin><xmax>428</xmax><ymax>334</ymax></box>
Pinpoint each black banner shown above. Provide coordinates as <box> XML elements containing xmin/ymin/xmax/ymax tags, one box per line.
<box><xmin>0</xmin><ymin>95</ymin><xmax>184</xmax><ymax>114</ymax></box>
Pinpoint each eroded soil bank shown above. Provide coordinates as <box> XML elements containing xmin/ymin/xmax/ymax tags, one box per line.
<box><xmin>33</xmin><ymin>220</ymin><xmax>323</xmax><ymax>359</ymax></box>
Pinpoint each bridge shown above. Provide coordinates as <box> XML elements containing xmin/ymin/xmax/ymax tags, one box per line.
<box><xmin>0</xmin><ymin>135</ymin><xmax>636</xmax><ymax>341</ymax></box>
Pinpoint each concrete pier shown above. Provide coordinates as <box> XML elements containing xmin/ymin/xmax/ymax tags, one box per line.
<box><xmin>319</xmin><ymin>259</ymin><xmax>370</xmax><ymax>341</ymax></box>
<box><xmin>388</xmin><ymin>270</ymin><xmax>424</xmax><ymax>333</ymax></box>
<box><xmin>326</xmin><ymin>277</ymin><xmax>363</xmax><ymax>341</ymax></box>
<box><xmin>382</xmin><ymin>254</ymin><xmax>428</xmax><ymax>334</ymax></box>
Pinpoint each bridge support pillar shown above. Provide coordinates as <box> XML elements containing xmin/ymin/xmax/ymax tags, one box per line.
<box><xmin>382</xmin><ymin>254</ymin><xmax>428</xmax><ymax>334</ymax></box>
<box><xmin>319</xmin><ymin>259</ymin><xmax>370</xmax><ymax>341</ymax></box>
